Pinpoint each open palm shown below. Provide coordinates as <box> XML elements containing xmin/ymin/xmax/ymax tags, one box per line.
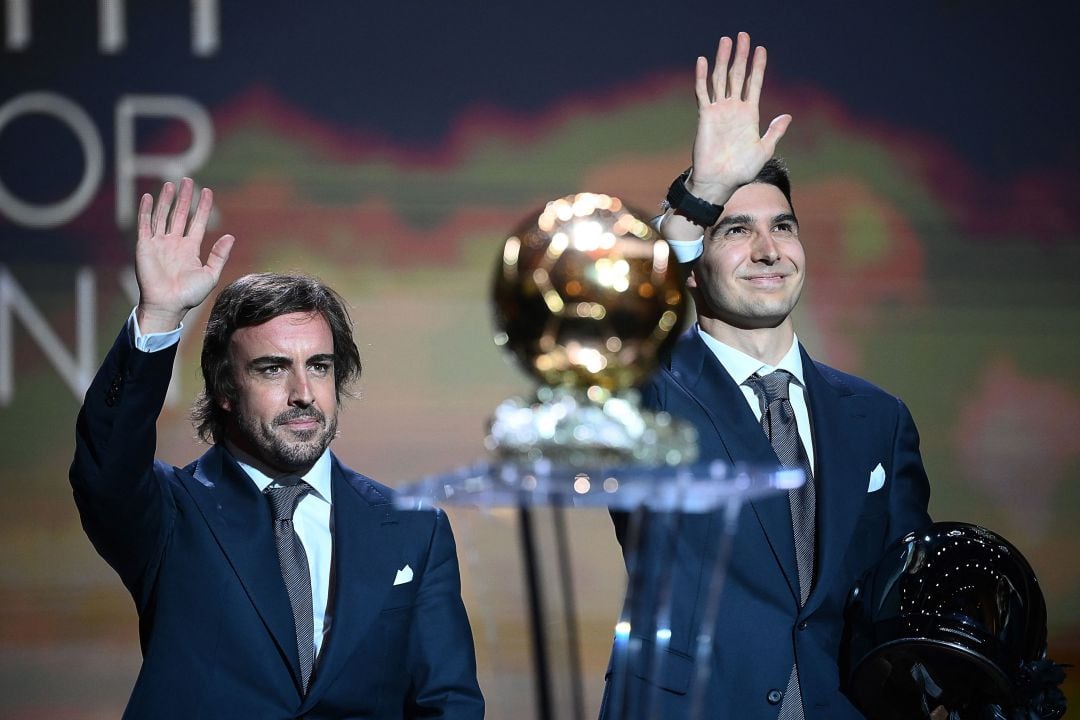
<box><xmin>135</xmin><ymin>178</ymin><xmax>234</xmax><ymax>334</ymax></box>
<box><xmin>689</xmin><ymin>33</ymin><xmax>791</xmax><ymax>200</ymax></box>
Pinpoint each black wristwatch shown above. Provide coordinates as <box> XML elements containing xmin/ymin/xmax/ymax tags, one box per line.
<box><xmin>664</xmin><ymin>169</ymin><xmax>724</xmax><ymax>227</ymax></box>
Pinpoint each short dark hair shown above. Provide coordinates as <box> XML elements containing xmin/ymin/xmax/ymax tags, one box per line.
<box><xmin>753</xmin><ymin>157</ymin><xmax>794</xmax><ymax>212</ymax></box>
<box><xmin>191</xmin><ymin>272</ymin><xmax>362</xmax><ymax>444</ymax></box>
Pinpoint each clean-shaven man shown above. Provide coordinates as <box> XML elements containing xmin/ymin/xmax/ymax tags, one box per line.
<box><xmin>601</xmin><ymin>32</ymin><xmax>931</xmax><ymax>719</ymax></box>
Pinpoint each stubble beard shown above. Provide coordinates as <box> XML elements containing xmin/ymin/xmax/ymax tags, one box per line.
<box><xmin>237</xmin><ymin>406</ymin><xmax>338</xmax><ymax>473</ymax></box>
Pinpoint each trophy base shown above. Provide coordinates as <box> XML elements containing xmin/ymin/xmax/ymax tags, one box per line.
<box><xmin>485</xmin><ymin>385</ymin><xmax>698</xmax><ymax>467</ymax></box>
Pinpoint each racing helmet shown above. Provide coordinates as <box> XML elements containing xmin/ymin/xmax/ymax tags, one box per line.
<box><xmin>843</xmin><ymin>522</ymin><xmax>1065</xmax><ymax>719</ymax></box>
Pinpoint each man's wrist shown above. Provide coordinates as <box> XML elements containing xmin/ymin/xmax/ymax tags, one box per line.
<box><xmin>665</xmin><ymin>169</ymin><xmax>726</xmax><ymax>227</ymax></box>
<box><xmin>684</xmin><ymin>175</ymin><xmax>737</xmax><ymax>206</ymax></box>
<box><xmin>135</xmin><ymin>304</ymin><xmax>187</xmax><ymax>336</ymax></box>
<box><xmin>128</xmin><ymin>307</ymin><xmax>183</xmax><ymax>352</ymax></box>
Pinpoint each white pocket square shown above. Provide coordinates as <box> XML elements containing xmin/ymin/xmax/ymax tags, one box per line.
<box><xmin>867</xmin><ymin>463</ymin><xmax>886</xmax><ymax>493</ymax></box>
<box><xmin>393</xmin><ymin>565</ymin><xmax>413</xmax><ymax>586</ymax></box>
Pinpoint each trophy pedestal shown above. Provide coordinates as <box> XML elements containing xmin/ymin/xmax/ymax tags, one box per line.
<box><xmin>395</xmin><ymin>460</ymin><xmax>801</xmax><ymax>720</ymax></box>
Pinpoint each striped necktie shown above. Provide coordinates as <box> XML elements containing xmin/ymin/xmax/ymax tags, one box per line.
<box><xmin>264</xmin><ymin>480</ymin><xmax>315</xmax><ymax>693</ymax></box>
<box><xmin>745</xmin><ymin>371</ymin><xmax>816</xmax><ymax>719</ymax></box>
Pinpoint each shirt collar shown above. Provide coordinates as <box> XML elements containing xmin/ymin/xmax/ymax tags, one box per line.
<box><xmin>233</xmin><ymin>447</ymin><xmax>333</xmax><ymax>504</ymax></box>
<box><xmin>695</xmin><ymin>323</ymin><xmax>805</xmax><ymax>388</ymax></box>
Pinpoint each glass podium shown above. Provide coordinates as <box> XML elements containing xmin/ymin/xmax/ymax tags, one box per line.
<box><xmin>395</xmin><ymin>460</ymin><xmax>801</xmax><ymax>720</ymax></box>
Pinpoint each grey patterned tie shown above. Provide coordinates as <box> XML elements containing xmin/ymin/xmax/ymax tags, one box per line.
<box><xmin>264</xmin><ymin>480</ymin><xmax>315</xmax><ymax>694</ymax></box>
<box><xmin>745</xmin><ymin>371</ymin><xmax>815</xmax><ymax>720</ymax></box>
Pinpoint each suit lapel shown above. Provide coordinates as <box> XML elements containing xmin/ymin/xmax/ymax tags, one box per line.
<box><xmin>182</xmin><ymin>445</ymin><xmax>303</xmax><ymax>688</ymax></box>
<box><xmin>666</xmin><ymin>332</ymin><xmax>800</xmax><ymax>602</ymax></box>
<box><xmin>303</xmin><ymin>456</ymin><xmax>401</xmax><ymax>702</ymax></box>
<box><xmin>799</xmin><ymin>349</ymin><xmax>871</xmax><ymax>615</ymax></box>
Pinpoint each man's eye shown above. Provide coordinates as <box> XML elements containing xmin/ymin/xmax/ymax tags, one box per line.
<box><xmin>724</xmin><ymin>226</ymin><xmax>748</xmax><ymax>236</ymax></box>
<box><xmin>258</xmin><ymin>365</ymin><xmax>284</xmax><ymax>376</ymax></box>
<box><xmin>309</xmin><ymin>362</ymin><xmax>331</xmax><ymax>376</ymax></box>
<box><xmin>774</xmin><ymin>222</ymin><xmax>795</xmax><ymax>233</ymax></box>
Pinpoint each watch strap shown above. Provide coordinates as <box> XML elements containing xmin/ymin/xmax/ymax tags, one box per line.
<box><xmin>665</xmin><ymin>169</ymin><xmax>724</xmax><ymax>227</ymax></box>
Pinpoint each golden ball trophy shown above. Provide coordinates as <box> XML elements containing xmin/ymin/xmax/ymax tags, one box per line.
<box><xmin>487</xmin><ymin>192</ymin><xmax>696</xmax><ymax>468</ymax></box>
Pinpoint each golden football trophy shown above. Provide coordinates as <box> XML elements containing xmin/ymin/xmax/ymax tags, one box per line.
<box><xmin>487</xmin><ymin>192</ymin><xmax>697</xmax><ymax>467</ymax></box>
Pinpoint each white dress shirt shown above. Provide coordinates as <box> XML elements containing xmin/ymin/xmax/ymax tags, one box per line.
<box><xmin>694</xmin><ymin>324</ymin><xmax>816</xmax><ymax>472</ymax></box>
<box><xmin>237</xmin><ymin>452</ymin><xmax>334</xmax><ymax>658</ymax></box>
<box><xmin>128</xmin><ymin>308</ymin><xmax>335</xmax><ymax>658</ymax></box>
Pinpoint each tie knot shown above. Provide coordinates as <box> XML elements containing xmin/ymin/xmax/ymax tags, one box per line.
<box><xmin>264</xmin><ymin>480</ymin><xmax>311</xmax><ymax>521</ymax></box>
<box><xmin>745</xmin><ymin>370</ymin><xmax>793</xmax><ymax>404</ymax></box>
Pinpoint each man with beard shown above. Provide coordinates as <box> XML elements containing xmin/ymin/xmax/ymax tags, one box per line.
<box><xmin>70</xmin><ymin>178</ymin><xmax>484</xmax><ymax>719</ymax></box>
<box><xmin>599</xmin><ymin>33</ymin><xmax>930</xmax><ymax>719</ymax></box>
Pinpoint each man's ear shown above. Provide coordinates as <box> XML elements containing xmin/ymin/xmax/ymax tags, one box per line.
<box><xmin>686</xmin><ymin>267</ymin><xmax>699</xmax><ymax>290</ymax></box>
<box><xmin>219</xmin><ymin>396</ymin><xmax>231</xmax><ymax>412</ymax></box>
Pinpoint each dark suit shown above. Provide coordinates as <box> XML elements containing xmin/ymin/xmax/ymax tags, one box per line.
<box><xmin>600</xmin><ymin>328</ymin><xmax>930</xmax><ymax>719</ymax></box>
<box><xmin>71</xmin><ymin>327</ymin><xmax>484</xmax><ymax>719</ymax></box>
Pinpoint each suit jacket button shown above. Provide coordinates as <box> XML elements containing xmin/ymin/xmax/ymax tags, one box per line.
<box><xmin>767</xmin><ymin>689</ymin><xmax>783</xmax><ymax>705</ymax></box>
<box><xmin>798</xmin><ymin>620</ymin><xmax>808</xmax><ymax>630</ymax></box>
<box><xmin>105</xmin><ymin>375</ymin><xmax>122</xmax><ymax>405</ymax></box>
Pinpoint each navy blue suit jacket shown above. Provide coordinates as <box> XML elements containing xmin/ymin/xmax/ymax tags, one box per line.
<box><xmin>601</xmin><ymin>329</ymin><xmax>930</xmax><ymax>719</ymax></box>
<box><xmin>71</xmin><ymin>327</ymin><xmax>484</xmax><ymax>719</ymax></box>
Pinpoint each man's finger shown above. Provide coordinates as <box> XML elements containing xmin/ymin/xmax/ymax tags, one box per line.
<box><xmin>168</xmin><ymin>177</ymin><xmax>194</xmax><ymax>237</ymax></box>
<box><xmin>712</xmin><ymin>36</ymin><xmax>733</xmax><ymax>102</ymax></box>
<box><xmin>746</xmin><ymin>45</ymin><xmax>768</xmax><ymax>105</ymax></box>
<box><xmin>694</xmin><ymin>56</ymin><xmax>711</xmax><ymax>106</ymax></box>
<box><xmin>728</xmin><ymin>31</ymin><xmax>750</xmax><ymax>100</ymax></box>
<box><xmin>204</xmin><ymin>234</ymin><xmax>235</xmax><ymax>281</ymax></box>
<box><xmin>152</xmin><ymin>182</ymin><xmax>175</xmax><ymax>237</ymax></box>
<box><xmin>137</xmin><ymin>193</ymin><xmax>154</xmax><ymax>242</ymax></box>
<box><xmin>761</xmin><ymin>114</ymin><xmax>793</xmax><ymax>154</ymax></box>
<box><xmin>189</xmin><ymin>187</ymin><xmax>214</xmax><ymax>242</ymax></box>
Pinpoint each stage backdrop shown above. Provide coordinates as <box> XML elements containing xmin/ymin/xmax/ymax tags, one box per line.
<box><xmin>2</xmin><ymin>2</ymin><xmax>1078</xmax><ymax>717</ymax></box>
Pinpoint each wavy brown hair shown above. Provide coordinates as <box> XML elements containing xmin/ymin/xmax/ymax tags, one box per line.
<box><xmin>191</xmin><ymin>272</ymin><xmax>362</xmax><ymax>444</ymax></box>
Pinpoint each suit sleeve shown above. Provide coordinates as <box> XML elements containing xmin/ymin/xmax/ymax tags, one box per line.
<box><xmin>886</xmin><ymin>398</ymin><xmax>932</xmax><ymax>544</ymax></box>
<box><xmin>609</xmin><ymin>373</ymin><xmax>670</xmax><ymax>548</ymax></box>
<box><xmin>69</xmin><ymin>325</ymin><xmax>178</xmax><ymax>605</ymax></box>
<box><xmin>405</xmin><ymin>509</ymin><xmax>485</xmax><ymax>719</ymax></box>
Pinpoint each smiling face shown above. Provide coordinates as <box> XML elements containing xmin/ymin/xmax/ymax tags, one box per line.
<box><xmin>222</xmin><ymin>311</ymin><xmax>339</xmax><ymax>476</ymax></box>
<box><xmin>689</xmin><ymin>181</ymin><xmax>805</xmax><ymax>337</ymax></box>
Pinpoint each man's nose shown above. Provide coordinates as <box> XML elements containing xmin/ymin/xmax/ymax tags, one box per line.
<box><xmin>751</xmin><ymin>230</ymin><xmax>781</xmax><ymax>263</ymax></box>
<box><xmin>288</xmin><ymin>372</ymin><xmax>314</xmax><ymax>406</ymax></box>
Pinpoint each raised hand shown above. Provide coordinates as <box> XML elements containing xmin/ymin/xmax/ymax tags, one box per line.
<box><xmin>134</xmin><ymin>178</ymin><xmax>235</xmax><ymax>334</ymax></box>
<box><xmin>686</xmin><ymin>32</ymin><xmax>792</xmax><ymax>204</ymax></box>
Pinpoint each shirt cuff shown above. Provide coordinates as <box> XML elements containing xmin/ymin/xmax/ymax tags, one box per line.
<box><xmin>127</xmin><ymin>307</ymin><xmax>183</xmax><ymax>352</ymax></box>
<box><xmin>652</xmin><ymin>213</ymin><xmax>704</xmax><ymax>263</ymax></box>
<box><xmin>667</xmin><ymin>238</ymin><xmax>704</xmax><ymax>263</ymax></box>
